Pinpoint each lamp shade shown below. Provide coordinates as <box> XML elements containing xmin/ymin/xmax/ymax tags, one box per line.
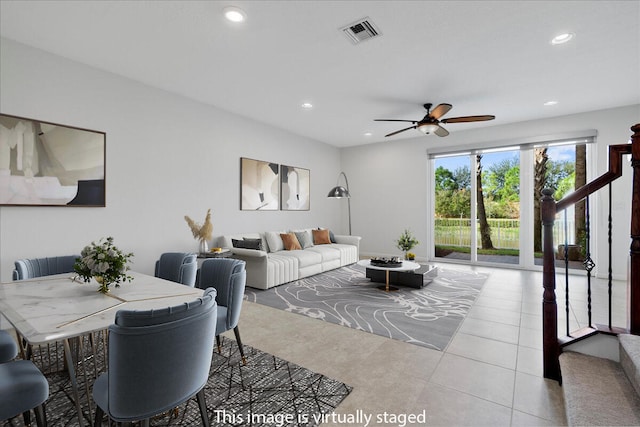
<box><xmin>417</xmin><ymin>123</ymin><xmax>440</xmax><ymax>134</ymax></box>
<box><xmin>327</xmin><ymin>186</ymin><xmax>350</xmax><ymax>198</ymax></box>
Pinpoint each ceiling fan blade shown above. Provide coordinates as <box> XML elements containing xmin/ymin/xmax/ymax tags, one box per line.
<box><xmin>434</xmin><ymin>125</ymin><xmax>449</xmax><ymax>137</ymax></box>
<box><xmin>441</xmin><ymin>115</ymin><xmax>495</xmax><ymax>123</ymax></box>
<box><xmin>374</xmin><ymin>119</ymin><xmax>417</xmax><ymax>123</ymax></box>
<box><xmin>385</xmin><ymin>125</ymin><xmax>416</xmax><ymax>137</ymax></box>
<box><xmin>429</xmin><ymin>103</ymin><xmax>453</xmax><ymax>120</ymax></box>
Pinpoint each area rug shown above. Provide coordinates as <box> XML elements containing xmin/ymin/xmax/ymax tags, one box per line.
<box><xmin>1</xmin><ymin>336</ymin><xmax>352</xmax><ymax>427</ymax></box>
<box><xmin>245</xmin><ymin>264</ymin><xmax>488</xmax><ymax>351</ymax></box>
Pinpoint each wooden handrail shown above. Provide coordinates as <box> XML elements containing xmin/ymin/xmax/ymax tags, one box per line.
<box><xmin>556</xmin><ymin>144</ymin><xmax>632</xmax><ymax>212</ymax></box>
<box><xmin>542</xmin><ymin>123</ymin><xmax>640</xmax><ymax>381</ymax></box>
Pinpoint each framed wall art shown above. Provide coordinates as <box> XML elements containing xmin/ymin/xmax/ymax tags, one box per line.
<box><xmin>280</xmin><ymin>164</ymin><xmax>310</xmax><ymax>211</ymax></box>
<box><xmin>240</xmin><ymin>157</ymin><xmax>279</xmax><ymax>210</ymax></box>
<box><xmin>0</xmin><ymin>113</ymin><xmax>106</xmax><ymax>207</ymax></box>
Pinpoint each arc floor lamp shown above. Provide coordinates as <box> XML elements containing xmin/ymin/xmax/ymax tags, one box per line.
<box><xmin>327</xmin><ymin>171</ymin><xmax>351</xmax><ymax>235</ymax></box>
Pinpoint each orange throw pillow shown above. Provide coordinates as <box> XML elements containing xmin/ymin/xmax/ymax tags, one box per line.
<box><xmin>280</xmin><ymin>232</ymin><xmax>302</xmax><ymax>250</ymax></box>
<box><xmin>312</xmin><ymin>229</ymin><xmax>331</xmax><ymax>245</ymax></box>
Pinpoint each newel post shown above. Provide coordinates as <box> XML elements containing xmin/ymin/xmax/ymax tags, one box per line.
<box><xmin>630</xmin><ymin>123</ymin><xmax>640</xmax><ymax>334</ymax></box>
<box><xmin>541</xmin><ymin>188</ymin><xmax>560</xmax><ymax>380</ymax></box>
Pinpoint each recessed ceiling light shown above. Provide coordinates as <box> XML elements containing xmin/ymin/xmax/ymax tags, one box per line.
<box><xmin>544</xmin><ymin>100</ymin><xmax>558</xmax><ymax>106</ymax></box>
<box><xmin>551</xmin><ymin>33</ymin><xmax>574</xmax><ymax>45</ymax></box>
<box><xmin>224</xmin><ymin>6</ymin><xmax>246</xmax><ymax>23</ymax></box>
<box><xmin>364</xmin><ymin>132</ymin><xmax>373</xmax><ymax>137</ymax></box>
<box><xmin>301</xmin><ymin>102</ymin><xmax>313</xmax><ymax>109</ymax></box>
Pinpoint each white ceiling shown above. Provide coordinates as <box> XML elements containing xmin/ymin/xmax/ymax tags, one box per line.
<box><xmin>1</xmin><ymin>1</ymin><xmax>639</xmax><ymax>147</ymax></box>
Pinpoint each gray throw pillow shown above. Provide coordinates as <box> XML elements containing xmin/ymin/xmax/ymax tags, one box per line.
<box><xmin>294</xmin><ymin>231</ymin><xmax>314</xmax><ymax>249</ymax></box>
<box><xmin>232</xmin><ymin>238</ymin><xmax>263</xmax><ymax>251</ymax></box>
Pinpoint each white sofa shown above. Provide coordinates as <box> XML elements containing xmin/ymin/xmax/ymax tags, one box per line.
<box><xmin>220</xmin><ymin>229</ymin><xmax>361</xmax><ymax>289</ymax></box>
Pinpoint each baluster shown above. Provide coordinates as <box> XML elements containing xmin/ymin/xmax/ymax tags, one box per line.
<box><xmin>583</xmin><ymin>196</ymin><xmax>595</xmax><ymax>328</ymax></box>
<box><xmin>608</xmin><ymin>183</ymin><xmax>613</xmax><ymax>330</ymax></box>
<box><xmin>564</xmin><ymin>209</ymin><xmax>570</xmax><ymax>336</ymax></box>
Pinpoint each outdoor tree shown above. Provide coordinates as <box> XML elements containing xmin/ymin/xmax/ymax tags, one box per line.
<box><xmin>574</xmin><ymin>144</ymin><xmax>587</xmax><ymax>250</ymax></box>
<box><xmin>476</xmin><ymin>155</ymin><xmax>494</xmax><ymax>249</ymax></box>
<box><xmin>484</xmin><ymin>156</ymin><xmax>520</xmax><ymax>218</ymax></box>
<box><xmin>435</xmin><ymin>165</ymin><xmax>471</xmax><ymax>218</ymax></box>
<box><xmin>533</xmin><ymin>148</ymin><xmax>548</xmax><ymax>252</ymax></box>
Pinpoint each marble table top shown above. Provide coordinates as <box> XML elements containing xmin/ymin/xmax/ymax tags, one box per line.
<box><xmin>0</xmin><ymin>271</ymin><xmax>203</xmax><ymax>344</ymax></box>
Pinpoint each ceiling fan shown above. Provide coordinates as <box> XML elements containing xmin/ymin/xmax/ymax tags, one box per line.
<box><xmin>375</xmin><ymin>103</ymin><xmax>495</xmax><ymax>137</ymax></box>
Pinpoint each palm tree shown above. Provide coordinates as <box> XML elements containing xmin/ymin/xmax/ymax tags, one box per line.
<box><xmin>477</xmin><ymin>155</ymin><xmax>494</xmax><ymax>249</ymax></box>
<box><xmin>534</xmin><ymin>148</ymin><xmax>548</xmax><ymax>252</ymax></box>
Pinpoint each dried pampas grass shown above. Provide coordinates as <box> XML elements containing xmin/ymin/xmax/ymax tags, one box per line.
<box><xmin>184</xmin><ymin>209</ymin><xmax>213</xmax><ymax>242</ymax></box>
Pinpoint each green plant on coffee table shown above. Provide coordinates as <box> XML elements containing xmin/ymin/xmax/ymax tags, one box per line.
<box><xmin>74</xmin><ymin>237</ymin><xmax>134</xmax><ymax>294</ymax></box>
<box><xmin>396</xmin><ymin>229</ymin><xmax>419</xmax><ymax>259</ymax></box>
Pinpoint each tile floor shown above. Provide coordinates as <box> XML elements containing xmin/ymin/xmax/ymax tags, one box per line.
<box><xmin>233</xmin><ymin>262</ymin><xmax>628</xmax><ymax>426</ymax></box>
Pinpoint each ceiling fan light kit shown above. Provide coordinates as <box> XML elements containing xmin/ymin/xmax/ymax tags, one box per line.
<box><xmin>417</xmin><ymin>123</ymin><xmax>440</xmax><ymax>134</ymax></box>
<box><xmin>375</xmin><ymin>102</ymin><xmax>495</xmax><ymax>138</ymax></box>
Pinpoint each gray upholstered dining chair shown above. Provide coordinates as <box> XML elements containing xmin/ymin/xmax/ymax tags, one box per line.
<box><xmin>0</xmin><ymin>333</ymin><xmax>49</xmax><ymax>427</ymax></box>
<box><xmin>154</xmin><ymin>252</ymin><xmax>198</xmax><ymax>287</ymax></box>
<box><xmin>92</xmin><ymin>288</ymin><xmax>218</xmax><ymax>427</ymax></box>
<box><xmin>0</xmin><ymin>330</ymin><xmax>18</xmax><ymax>363</ymax></box>
<box><xmin>12</xmin><ymin>255</ymin><xmax>80</xmax><ymax>280</ymax></box>
<box><xmin>198</xmin><ymin>258</ymin><xmax>248</xmax><ymax>364</ymax></box>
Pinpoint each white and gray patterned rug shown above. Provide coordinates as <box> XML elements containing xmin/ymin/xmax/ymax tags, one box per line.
<box><xmin>245</xmin><ymin>264</ymin><xmax>488</xmax><ymax>351</ymax></box>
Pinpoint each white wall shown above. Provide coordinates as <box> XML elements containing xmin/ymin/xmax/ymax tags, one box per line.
<box><xmin>1</xmin><ymin>37</ymin><xmax>638</xmax><ymax>283</ymax></box>
<box><xmin>342</xmin><ymin>104</ymin><xmax>640</xmax><ymax>279</ymax></box>
<box><xmin>0</xmin><ymin>38</ymin><xmax>344</xmax><ymax>282</ymax></box>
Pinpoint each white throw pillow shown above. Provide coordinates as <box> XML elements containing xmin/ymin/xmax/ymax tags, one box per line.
<box><xmin>265</xmin><ymin>231</ymin><xmax>285</xmax><ymax>252</ymax></box>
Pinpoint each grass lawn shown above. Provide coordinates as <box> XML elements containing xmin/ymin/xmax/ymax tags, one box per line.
<box><xmin>435</xmin><ymin>245</ymin><xmax>544</xmax><ymax>258</ymax></box>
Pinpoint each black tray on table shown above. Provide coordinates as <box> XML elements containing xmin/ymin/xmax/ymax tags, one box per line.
<box><xmin>369</xmin><ymin>257</ymin><xmax>402</xmax><ymax>268</ymax></box>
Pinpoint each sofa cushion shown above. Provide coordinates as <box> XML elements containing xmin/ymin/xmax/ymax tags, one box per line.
<box><xmin>307</xmin><ymin>245</ymin><xmax>340</xmax><ymax>262</ymax></box>
<box><xmin>276</xmin><ymin>249</ymin><xmax>322</xmax><ymax>268</ymax></box>
<box><xmin>232</xmin><ymin>238</ymin><xmax>264</xmax><ymax>251</ymax></box>
<box><xmin>318</xmin><ymin>227</ymin><xmax>337</xmax><ymax>243</ymax></box>
<box><xmin>265</xmin><ymin>231</ymin><xmax>285</xmax><ymax>252</ymax></box>
<box><xmin>312</xmin><ymin>229</ymin><xmax>331</xmax><ymax>245</ymax></box>
<box><xmin>294</xmin><ymin>230</ymin><xmax>314</xmax><ymax>249</ymax></box>
<box><xmin>280</xmin><ymin>233</ymin><xmax>302</xmax><ymax>251</ymax></box>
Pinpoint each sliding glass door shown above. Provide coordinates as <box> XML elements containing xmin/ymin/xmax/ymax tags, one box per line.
<box><xmin>476</xmin><ymin>150</ymin><xmax>521</xmax><ymax>265</ymax></box>
<box><xmin>434</xmin><ymin>154</ymin><xmax>472</xmax><ymax>260</ymax></box>
<box><xmin>431</xmin><ymin>136</ymin><xmax>592</xmax><ymax>269</ymax></box>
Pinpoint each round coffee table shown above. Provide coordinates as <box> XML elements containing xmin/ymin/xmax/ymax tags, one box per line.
<box><xmin>357</xmin><ymin>259</ymin><xmax>421</xmax><ymax>292</ymax></box>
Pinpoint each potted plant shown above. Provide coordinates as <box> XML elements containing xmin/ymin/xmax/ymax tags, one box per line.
<box><xmin>396</xmin><ymin>229</ymin><xmax>419</xmax><ymax>260</ymax></box>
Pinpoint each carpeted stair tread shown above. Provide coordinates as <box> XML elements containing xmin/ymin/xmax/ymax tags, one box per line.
<box><xmin>620</xmin><ymin>333</ymin><xmax>640</xmax><ymax>397</ymax></box>
<box><xmin>560</xmin><ymin>350</ymin><xmax>640</xmax><ymax>426</ymax></box>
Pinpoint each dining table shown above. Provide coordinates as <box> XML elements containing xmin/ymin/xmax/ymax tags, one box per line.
<box><xmin>0</xmin><ymin>271</ymin><xmax>204</xmax><ymax>427</ymax></box>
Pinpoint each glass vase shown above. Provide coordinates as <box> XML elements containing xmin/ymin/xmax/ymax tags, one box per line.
<box><xmin>95</xmin><ymin>276</ymin><xmax>110</xmax><ymax>294</ymax></box>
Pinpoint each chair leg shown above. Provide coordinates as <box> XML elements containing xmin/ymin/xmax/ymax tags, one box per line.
<box><xmin>23</xmin><ymin>410</ymin><xmax>31</xmax><ymax>426</ymax></box>
<box><xmin>233</xmin><ymin>326</ymin><xmax>247</xmax><ymax>365</ymax></box>
<box><xmin>196</xmin><ymin>389</ymin><xmax>210</xmax><ymax>427</ymax></box>
<box><xmin>34</xmin><ymin>403</ymin><xmax>47</xmax><ymax>427</ymax></box>
<box><xmin>140</xmin><ymin>419</ymin><xmax>150</xmax><ymax>427</ymax></box>
<box><xmin>215</xmin><ymin>335</ymin><xmax>222</xmax><ymax>353</ymax></box>
<box><xmin>94</xmin><ymin>406</ymin><xmax>104</xmax><ymax>427</ymax></box>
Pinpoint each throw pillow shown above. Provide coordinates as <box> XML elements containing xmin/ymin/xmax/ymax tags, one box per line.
<box><xmin>232</xmin><ymin>238</ymin><xmax>263</xmax><ymax>251</ymax></box>
<box><xmin>265</xmin><ymin>231</ymin><xmax>285</xmax><ymax>252</ymax></box>
<box><xmin>280</xmin><ymin>233</ymin><xmax>302</xmax><ymax>251</ymax></box>
<box><xmin>294</xmin><ymin>230</ymin><xmax>314</xmax><ymax>249</ymax></box>
<box><xmin>317</xmin><ymin>227</ymin><xmax>337</xmax><ymax>243</ymax></box>
<box><xmin>312</xmin><ymin>228</ymin><xmax>331</xmax><ymax>245</ymax></box>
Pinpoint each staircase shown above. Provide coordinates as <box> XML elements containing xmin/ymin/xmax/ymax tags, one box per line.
<box><xmin>560</xmin><ymin>334</ymin><xmax>640</xmax><ymax>425</ymax></box>
<box><xmin>541</xmin><ymin>123</ymin><xmax>640</xmax><ymax>425</ymax></box>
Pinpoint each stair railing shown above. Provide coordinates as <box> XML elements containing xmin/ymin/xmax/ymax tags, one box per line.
<box><xmin>541</xmin><ymin>123</ymin><xmax>640</xmax><ymax>381</ymax></box>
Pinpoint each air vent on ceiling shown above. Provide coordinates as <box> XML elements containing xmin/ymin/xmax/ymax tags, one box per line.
<box><xmin>341</xmin><ymin>17</ymin><xmax>381</xmax><ymax>44</ymax></box>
